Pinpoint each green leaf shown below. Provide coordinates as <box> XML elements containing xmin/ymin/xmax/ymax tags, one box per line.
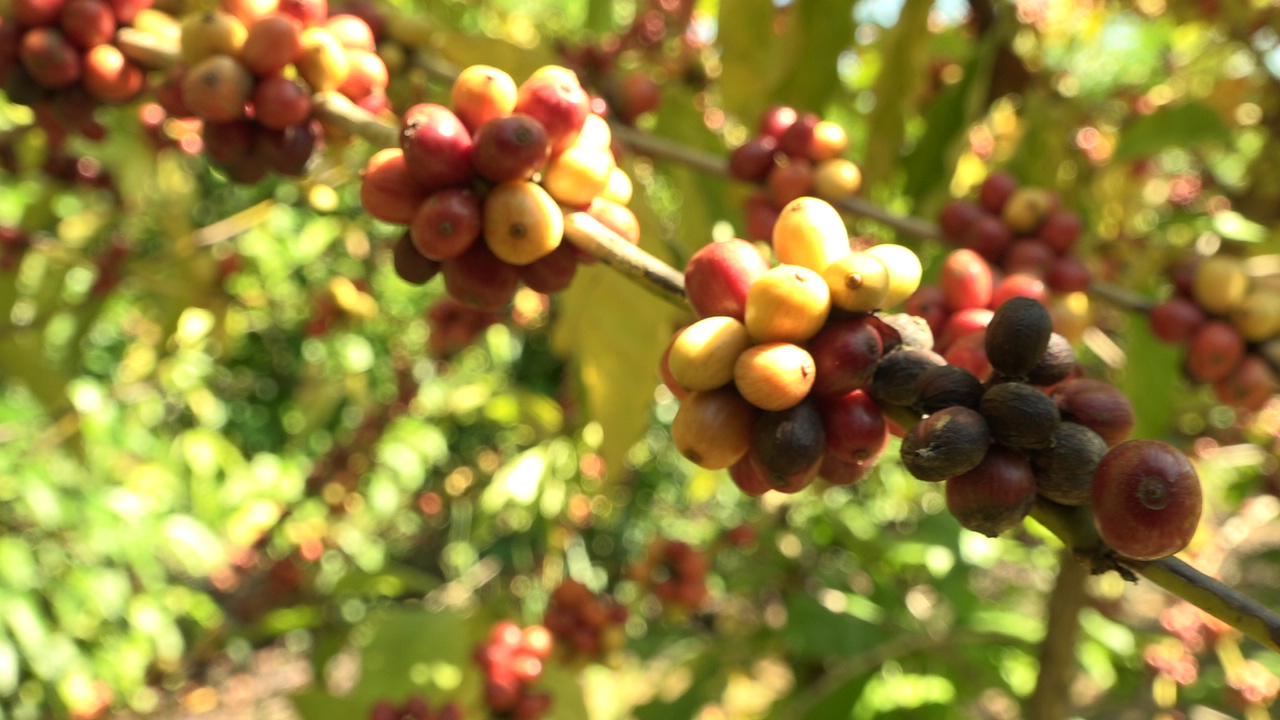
<box><xmin>1212</xmin><ymin>211</ymin><xmax>1268</xmax><ymax>243</ymax></box>
<box><xmin>784</xmin><ymin>592</ymin><xmax>887</xmax><ymax>659</ymax></box>
<box><xmin>1116</xmin><ymin>316</ymin><xmax>1180</xmax><ymax>441</ymax></box>
<box><xmin>902</xmin><ymin>37</ymin><xmax>998</xmax><ymax>204</ymax></box>
<box><xmin>1113</xmin><ymin>101</ymin><xmax>1232</xmax><ymax>160</ymax></box>
<box><xmin>773</xmin><ymin>0</ymin><xmax>857</xmax><ymax>113</ymax></box>
<box><xmin>718</xmin><ymin>0</ymin><xmax>782</xmax><ymax>122</ymax></box>
<box><xmin>862</xmin><ymin>0</ymin><xmax>933</xmax><ymax>187</ymax></box>
<box><xmin>551</xmin><ymin>265</ymin><xmax>679</xmax><ymax>480</ymax></box>
<box><xmin>634</xmin><ymin>654</ymin><xmax>724</xmax><ymax>720</ymax></box>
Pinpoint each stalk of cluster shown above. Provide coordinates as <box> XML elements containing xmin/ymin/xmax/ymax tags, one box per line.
<box><xmin>164</xmin><ymin>0</ymin><xmax>390</xmax><ymax>182</ymax></box>
<box><xmin>361</xmin><ymin>63</ymin><xmax>639</xmax><ymax>312</ymax></box>
<box><xmin>474</xmin><ymin>621</ymin><xmax>555</xmax><ymax>720</ymax></box>
<box><xmin>728</xmin><ymin>105</ymin><xmax>863</xmax><ymax>241</ymax></box>
<box><xmin>542</xmin><ymin>579</ymin><xmax>628</xmax><ymax>664</ymax></box>
<box><xmin>0</xmin><ymin>0</ymin><xmax>156</xmax><ymax>143</ymax></box>
<box><xmin>369</xmin><ymin>696</ymin><xmax>463</xmax><ymax>720</ymax></box>
<box><xmin>1149</xmin><ymin>253</ymin><xmax>1280</xmax><ymax>411</ymax></box>
<box><xmin>663</xmin><ymin>195</ymin><xmax>921</xmax><ymax>493</ymax></box>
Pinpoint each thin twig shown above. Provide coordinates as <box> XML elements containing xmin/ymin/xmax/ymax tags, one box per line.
<box><xmin>1030</xmin><ymin>500</ymin><xmax>1280</xmax><ymax>654</ymax></box>
<box><xmin>562</xmin><ymin>212</ymin><xmax>687</xmax><ymax>307</ymax></box>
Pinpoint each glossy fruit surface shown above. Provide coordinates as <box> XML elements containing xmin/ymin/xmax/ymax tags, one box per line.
<box><xmin>667</xmin><ymin>316</ymin><xmax>752</xmax><ymax>392</ymax></box>
<box><xmin>671</xmin><ymin>388</ymin><xmax>755</xmax><ymax>470</ymax></box>
<box><xmin>864</xmin><ymin>244</ymin><xmax>921</xmax><ymax>308</ymax></box>
<box><xmin>823</xmin><ymin>251</ymin><xmax>889</xmax><ymax>312</ymax></box>
<box><xmin>482</xmin><ymin>180</ymin><xmax>563</xmax><ymax>266</ymax></box>
<box><xmin>733</xmin><ymin>342</ymin><xmax>815</xmax><ymax>411</ymax></box>
<box><xmin>1092</xmin><ymin>440</ymin><xmax>1202</xmax><ymax>561</ymax></box>
<box><xmin>771</xmin><ymin>197</ymin><xmax>850</xmax><ymax>273</ymax></box>
<box><xmin>683</xmin><ymin>239</ymin><xmax>769</xmax><ymax>322</ymax></box>
<box><xmin>744</xmin><ymin>265</ymin><xmax>831</xmax><ymax>343</ymax></box>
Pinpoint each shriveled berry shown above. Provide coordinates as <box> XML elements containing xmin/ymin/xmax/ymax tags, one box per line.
<box><xmin>980</xmin><ymin>382</ymin><xmax>1060</xmax><ymax>449</ymax></box>
<box><xmin>1027</xmin><ymin>333</ymin><xmax>1076</xmax><ymax>387</ymax></box>
<box><xmin>915</xmin><ymin>365</ymin><xmax>984</xmax><ymax>413</ymax></box>
<box><xmin>752</xmin><ymin>399</ymin><xmax>825</xmax><ymax>491</ymax></box>
<box><xmin>1031</xmin><ymin>421</ymin><xmax>1107</xmax><ymax>506</ymax></box>
<box><xmin>869</xmin><ymin>348</ymin><xmax>946</xmax><ymax>408</ymax></box>
<box><xmin>985</xmin><ymin>296</ymin><xmax>1053</xmax><ymax>379</ymax></box>
<box><xmin>900</xmin><ymin>406</ymin><xmax>991</xmax><ymax>482</ymax></box>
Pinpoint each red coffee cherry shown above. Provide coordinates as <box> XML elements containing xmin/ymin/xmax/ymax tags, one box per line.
<box><xmin>399</xmin><ymin>103</ymin><xmax>474</xmax><ymax>191</ymax></box>
<box><xmin>946</xmin><ymin>444</ymin><xmax>1037</xmax><ymax>537</ymax></box>
<box><xmin>1185</xmin><ymin>320</ymin><xmax>1245</xmax><ymax>383</ymax></box>
<box><xmin>1091</xmin><ymin>440</ymin><xmax>1202</xmax><ymax>561</ymax></box>
<box><xmin>1052</xmin><ymin>378</ymin><xmax>1135</xmax><ymax>448</ymax></box>
<box><xmin>940</xmin><ymin>248</ymin><xmax>994</xmax><ymax>311</ymax></box>
<box><xmin>683</xmin><ymin>239</ymin><xmax>770</xmax><ymax>322</ymax></box>
<box><xmin>979</xmin><ymin>172</ymin><xmax>1017</xmax><ymax>214</ymax></box>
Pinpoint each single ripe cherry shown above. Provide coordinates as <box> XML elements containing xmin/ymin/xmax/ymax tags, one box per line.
<box><xmin>1091</xmin><ymin>440</ymin><xmax>1202</xmax><ymax>561</ymax></box>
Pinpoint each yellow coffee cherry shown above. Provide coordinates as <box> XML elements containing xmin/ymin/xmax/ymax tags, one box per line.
<box><xmin>771</xmin><ymin>197</ymin><xmax>851</xmax><ymax>274</ymax></box>
<box><xmin>864</xmin><ymin>244</ymin><xmax>922</xmax><ymax>308</ymax></box>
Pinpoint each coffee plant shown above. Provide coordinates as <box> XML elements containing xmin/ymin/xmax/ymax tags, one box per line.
<box><xmin>0</xmin><ymin>2</ymin><xmax>1277</xmax><ymax>720</ymax></box>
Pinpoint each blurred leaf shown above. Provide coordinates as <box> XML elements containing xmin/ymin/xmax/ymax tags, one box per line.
<box><xmin>1116</xmin><ymin>316</ymin><xmax>1179</xmax><ymax>441</ymax></box>
<box><xmin>1113</xmin><ymin>101</ymin><xmax>1232</xmax><ymax>161</ymax></box>
<box><xmin>540</xmin><ymin>661</ymin><xmax>589</xmax><ymax>720</ymax></box>
<box><xmin>718</xmin><ymin>0</ymin><xmax>782</xmax><ymax>122</ymax></box>
<box><xmin>784</xmin><ymin>592</ymin><xmax>888</xmax><ymax>659</ymax></box>
<box><xmin>634</xmin><ymin>654</ymin><xmax>724</xmax><ymax>720</ymax></box>
<box><xmin>435</xmin><ymin>32</ymin><xmax>559</xmax><ymax>83</ymax></box>
<box><xmin>551</xmin><ymin>265</ymin><xmax>678</xmax><ymax>480</ymax></box>
<box><xmin>481</xmin><ymin>445</ymin><xmax>548</xmax><ymax>511</ymax></box>
<box><xmin>1211</xmin><ymin>211</ymin><xmax>1268</xmax><ymax>243</ymax></box>
<box><xmin>902</xmin><ymin>38</ymin><xmax>998</xmax><ymax>204</ymax></box>
<box><xmin>790</xmin><ymin>671</ymin><xmax>874</xmax><ymax>720</ymax></box>
<box><xmin>862</xmin><ymin>0</ymin><xmax>932</xmax><ymax>187</ymax></box>
<box><xmin>0</xmin><ymin>637</ymin><xmax>17</xmax><ymax>696</ymax></box>
<box><xmin>774</xmin><ymin>0</ymin><xmax>857</xmax><ymax>112</ymax></box>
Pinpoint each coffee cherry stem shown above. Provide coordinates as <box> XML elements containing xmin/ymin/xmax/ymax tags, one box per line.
<box><xmin>1030</xmin><ymin>499</ymin><xmax>1280</xmax><ymax>653</ymax></box>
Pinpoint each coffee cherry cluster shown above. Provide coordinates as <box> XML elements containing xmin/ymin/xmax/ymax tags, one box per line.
<box><xmin>0</xmin><ymin>0</ymin><xmax>154</xmax><ymax>143</ymax></box>
<box><xmin>369</xmin><ymin>697</ymin><xmax>463</xmax><ymax>720</ymax></box>
<box><xmin>542</xmin><ymin>579</ymin><xmax>627</xmax><ymax>663</ymax></box>
<box><xmin>894</xmin><ymin>296</ymin><xmax>1200</xmax><ymax>560</ymax></box>
<box><xmin>906</xmin><ymin>247</ymin><xmax>1079</xmax><ymax>382</ymax></box>
<box><xmin>665</xmin><ymin>196</ymin><xmax>921</xmax><ymax>493</ymax></box>
<box><xmin>474</xmin><ymin>621</ymin><xmax>554</xmax><ymax>720</ymax></box>
<box><xmin>1149</xmin><ymin>254</ymin><xmax>1280</xmax><ymax>411</ymax></box>
<box><xmin>729</xmin><ymin>106</ymin><xmax>862</xmax><ymax>241</ymax></box>
<box><xmin>426</xmin><ymin>297</ymin><xmax>501</xmax><ymax>360</ymax></box>
<box><xmin>629</xmin><ymin>538</ymin><xmax>708</xmax><ymax>612</ymax></box>
<box><xmin>936</xmin><ymin>172</ymin><xmax>1092</xmax><ymax>298</ymax></box>
<box><xmin>361</xmin><ymin>63</ymin><xmax>638</xmax><ymax>310</ymax></box>
<box><xmin>170</xmin><ymin>0</ymin><xmax>389</xmax><ymax>182</ymax></box>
